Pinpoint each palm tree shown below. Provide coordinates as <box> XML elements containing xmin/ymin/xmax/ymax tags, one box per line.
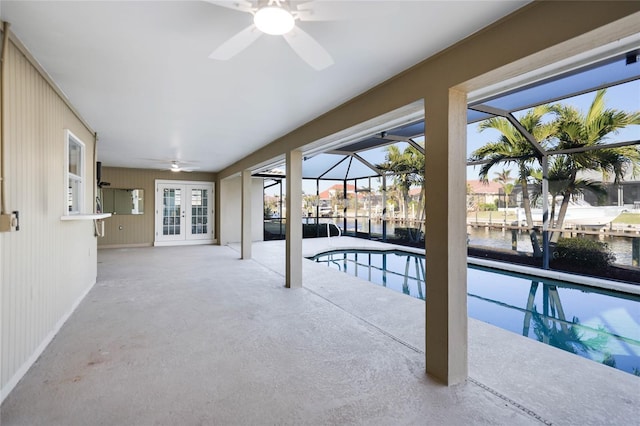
<box><xmin>377</xmin><ymin>145</ymin><xmax>424</xmax><ymax>240</ymax></box>
<box><xmin>470</xmin><ymin>105</ymin><xmax>556</xmax><ymax>229</ymax></box>
<box><xmin>302</xmin><ymin>192</ymin><xmax>318</xmax><ymax>216</ymax></box>
<box><xmin>547</xmin><ymin>158</ymin><xmax>607</xmax><ymax>231</ymax></box>
<box><xmin>493</xmin><ymin>169</ymin><xmax>514</xmax><ymax>222</ymax></box>
<box><xmin>329</xmin><ymin>188</ymin><xmax>344</xmax><ymax>217</ymax></box>
<box><xmin>530</xmin><ymin>163</ymin><xmax>608</xmax><ymax>231</ymax></box>
<box><xmin>549</xmin><ymin>89</ymin><xmax>640</xmax><ymax>240</ymax></box>
<box><xmin>384</xmin><ymin>185</ymin><xmax>401</xmax><ymax>217</ymax></box>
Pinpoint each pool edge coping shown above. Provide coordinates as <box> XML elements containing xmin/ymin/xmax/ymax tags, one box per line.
<box><xmin>304</xmin><ymin>241</ymin><xmax>640</xmax><ymax>296</ymax></box>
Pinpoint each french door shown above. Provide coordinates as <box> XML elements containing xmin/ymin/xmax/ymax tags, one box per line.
<box><xmin>155</xmin><ymin>180</ymin><xmax>214</xmax><ymax>246</ymax></box>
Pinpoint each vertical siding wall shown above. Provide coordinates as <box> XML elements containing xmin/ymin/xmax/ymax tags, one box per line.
<box><xmin>1</xmin><ymin>40</ymin><xmax>98</xmax><ymax>399</ymax></box>
<box><xmin>219</xmin><ymin>176</ymin><xmax>241</xmax><ymax>245</ymax></box>
<box><xmin>98</xmin><ymin>167</ymin><xmax>216</xmax><ymax>247</ymax></box>
<box><xmin>219</xmin><ymin>176</ymin><xmax>264</xmax><ymax>245</ymax></box>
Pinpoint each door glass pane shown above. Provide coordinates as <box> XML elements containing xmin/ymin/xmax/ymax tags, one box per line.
<box><xmin>191</xmin><ymin>189</ymin><xmax>208</xmax><ymax>234</ymax></box>
<box><xmin>163</xmin><ymin>188</ymin><xmax>181</xmax><ymax>236</ymax></box>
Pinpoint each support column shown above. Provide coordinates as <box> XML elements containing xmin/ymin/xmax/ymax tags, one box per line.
<box><xmin>343</xmin><ymin>179</ymin><xmax>348</xmax><ymax>233</ymax></box>
<box><xmin>382</xmin><ymin>175</ymin><xmax>387</xmax><ymax>242</ymax></box>
<box><xmin>286</xmin><ymin>149</ymin><xmax>303</xmax><ymax>288</ymax></box>
<box><xmin>424</xmin><ymin>89</ymin><xmax>468</xmax><ymax>385</ymax></box>
<box><xmin>618</xmin><ymin>185</ymin><xmax>624</xmax><ymax>207</ymax></box>
<box><xmin>316</xmin><ymin>179</ymin><xmax>320</xmax><ymax>237</ymax></box>
<box><xmin>241</xmin><ymin>170</ymin><xmax>252</xmax><ymax>259</ymax></box>
<box><xmin>214</xmin><ymin>177</ymin><xmax>222</xmax><ymax>245</ymax></box>
<box><xmin>542</xmin><ymin>156</ymin><xmax>550</xmax><ymax>269</ymax></box>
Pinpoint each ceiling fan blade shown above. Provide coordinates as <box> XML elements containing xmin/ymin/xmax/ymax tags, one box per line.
<box><xmin>283</xmin><ymin>25</ymin><xmax>333</xmax><ymax>70</ymax></box>
<box><xmin>209</xmin><ymin>24</ymin><xmax>263</xmax><ymax>60</ymax></box>
<box><xmin>296</xmin><ymin>2</ymin><xmax>346</xmax><ymax>21</ymax></box>
<box><xmin>202</xmin><ymin>0</ymin><xmax>254</xmax><ymax>14</ymax></box>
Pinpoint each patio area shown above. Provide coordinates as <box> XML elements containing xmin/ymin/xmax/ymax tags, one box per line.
<box><xmin>1</xmin><ymin>239</ymin><xmax>638</xmax><ymax>425</ymax></box>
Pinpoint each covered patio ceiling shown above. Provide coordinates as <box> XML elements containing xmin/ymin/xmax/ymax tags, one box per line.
<box><xmin>256</xmin><ymin>43</ymin><xmax>640</xmax><ymax>182</ymax></box>
<box><xmin>0</xmin><ymin>0</ymin><xmax>531</xmax><ymax>173</ymax></box>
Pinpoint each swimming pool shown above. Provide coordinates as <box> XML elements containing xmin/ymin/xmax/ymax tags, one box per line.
<box><xmin>310</xmin><ymin>249</ymin><xmax>640</xmax><ymax>376</ymax></box>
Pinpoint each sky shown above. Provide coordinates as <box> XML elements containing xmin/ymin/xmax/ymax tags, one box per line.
<box><xmin>266</xmin><ymin>79</ymin><xmax>640</xmax><ymax>197</ymax></box>
<box><xmin>466</xmin><ymin>79</ymin><xmax>640</xmax><ymax>181</ymax></box>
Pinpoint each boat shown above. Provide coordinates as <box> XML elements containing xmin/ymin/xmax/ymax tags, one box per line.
<box><xmin>517</xmin><ymin>202</ymin><xmax>625</xmax><ymax>228</ymax></box>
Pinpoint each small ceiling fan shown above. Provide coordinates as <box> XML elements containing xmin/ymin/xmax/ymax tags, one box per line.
<box><xmin>168</xmin><ymin>160</ymin><xmax>200</xmax><ymax>173</ymax></box>
<box><xmin>205</xmin><ymin>0</ymin><xmax>334</xmax><ymax>70</ymax></box>
<box><xmin>139</xmin><ymin>158</ymin><xmax>202</xmax><ymax>172</ymax></box>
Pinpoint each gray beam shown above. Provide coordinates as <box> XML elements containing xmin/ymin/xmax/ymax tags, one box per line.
<box><xmin>469</xmin><ymin>104</ymin><xmax>547</xmax><ymax>156</ymax></box>
<box><xmin>407</xmin><ymin>139</ymin><xmax>425</xmax><ymax>154</ymax></box>
<box><xmin>351</xmin><ymin>153</ymin><xmax>383</xmax><ymax>176</ymax></box>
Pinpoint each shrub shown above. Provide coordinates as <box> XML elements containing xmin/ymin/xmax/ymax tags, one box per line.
<box><xmin>478</xmin><ymin>203</ymin><xmax>497</xmax><ymax>211</ymax></box>
<box><xmin>395</xmin><ymin>227</ymin><xmax>423</xmax><ymax>241</ymax></box>
<box><xmin>553</xmin><ymin>237</ymin><xmax>616</xmax><ymax>269</ymax></box>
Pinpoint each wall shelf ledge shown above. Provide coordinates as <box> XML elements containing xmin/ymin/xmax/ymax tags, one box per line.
<box><xmin>60</xmin><ymin>213</ymin><xmax>112</xmax><ymax>221</ymax></box>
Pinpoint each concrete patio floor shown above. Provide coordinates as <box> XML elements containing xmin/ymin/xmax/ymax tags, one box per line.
<box><xmin>1</xmin><ymin>238</ymin><xmax>638</xmax><ymax>425</ymax></box>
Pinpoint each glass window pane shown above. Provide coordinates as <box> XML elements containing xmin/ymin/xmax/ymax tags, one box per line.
<box><xmin>68</xmin><ymin>140</ymin><xmax>81</xmax><ymax>176</ymax></box>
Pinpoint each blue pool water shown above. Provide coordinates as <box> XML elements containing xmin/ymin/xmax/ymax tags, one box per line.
<box><xmin>310</xmin><ymin>249</ymin><xmax>640</xmax><ymax>376</ymax></box>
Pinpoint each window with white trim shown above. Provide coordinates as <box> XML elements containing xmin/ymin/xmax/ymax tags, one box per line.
<box><xmin>65</xmin><ymin>130</ymin><xmax>85</xmax><ymax>214</ymax></box>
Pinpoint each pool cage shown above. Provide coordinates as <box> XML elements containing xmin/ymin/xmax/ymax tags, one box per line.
<box><xmin>257</xmin><ymin>48</ymin><xmax>640</xmax><ymax>267</ymax></box>
<box><xmin>257</xmin><ymin>120</ymin><xmax>426</xmax><ymax>246</ymax></box>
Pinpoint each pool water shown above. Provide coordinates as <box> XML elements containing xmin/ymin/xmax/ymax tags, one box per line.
<box><xmin>310</xmin><ymin>249</ymin><xmax>640</xmax><ymax>376</ymax></box>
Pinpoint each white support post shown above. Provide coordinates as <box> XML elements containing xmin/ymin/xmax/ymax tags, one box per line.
<box><xmin>382</xmin><ymin>175</ymin><xmax>387</xmax><ymax>241</ymax></box>
<box><xmin>286</xmin><ymin>150</ymin><xmax>303</xmax><ymax>288</ymax></box>
<box><xmin>542</xmin><ymin>156</ymin><xmax>550</xmax><ymax>269</ymax></box>
<box><xmin>424</xmin><ymin>89</ymin><xmax>468</xmax><ymax>385</ymax></box>
<box><xmin>241</xmin><ymin>169</ymin><xmax>252</xmax><ymax>260</ymax></box>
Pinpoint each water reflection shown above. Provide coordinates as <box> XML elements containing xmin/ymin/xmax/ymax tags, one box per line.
<box><xmin>312</xmin><ymin>250</ymin><xmax>640</xmax><ymax>375</ymax></box>
<box><xmin>523</xmin><ymin>282</ymin><xmax>616</xmax><ymax>367</ymax></box>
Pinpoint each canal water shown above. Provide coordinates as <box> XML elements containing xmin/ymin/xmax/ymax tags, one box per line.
<box><xmin>353</xmin><ymin>219</ymin><xmax>636</xmax><ymax>267</ymax></box>
<box><xmin>467</xmin><ymin>227</ymin><xmax>636</xmax><ymax>267</ymax></box>
<box><xmin>312</xmin><ymin>217</ymin><xmax>638</xmax><ymax>267</ymax></box>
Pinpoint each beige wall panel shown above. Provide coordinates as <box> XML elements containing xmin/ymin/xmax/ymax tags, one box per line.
<box><xmin>98</xmin><ymin>167</ymin><xmax>216</xmax><ymax>247</ymax></box>
<box><xmin>219</xmin><ymin>176</ymin><xmax>241</xmax><ymax>245</ymax></box>
<box><xmin>1</xmin><ymin>40</ymin><xmax>98</xmax><ymax>399</ymax></box>
<box><xmin>218</xmin><ymin>176</ymin><xmax>263</xmax><ymax>245</ymax></box>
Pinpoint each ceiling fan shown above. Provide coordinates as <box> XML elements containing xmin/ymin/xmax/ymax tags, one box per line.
<box><xmin>168</xmin><ymin>160</ymin><xmax>200</xmax><ymax>173</ymax></box>
<box><xmin>205</xmin><ymin>0</ymin><xmax>334</xmax><ymax>70</ymax></box>
<box><xmin>142</xmin><ymin>159</ymin><xmax>201</xmax><ymax>172</ymax></box>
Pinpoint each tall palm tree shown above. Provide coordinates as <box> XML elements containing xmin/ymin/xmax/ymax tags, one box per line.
<box><xmin>548</xmin><ymin>158</ymin><xmax>607</xmax><ymax>230</ymax></box>
<box><xmin>494</xmin><ymin>168</ymin><xmax>512</xmax><ymax>187</ymax></box>
<box><xmin>385</xmin><ymin>185</ymin><xmax>401</xmax><ymax>218</ymax></box>
<box><xmin>493</xmin><ymin>169</ymin><xmax>514</xmax><ymax>222</ymax></box>
<box><xmin>531</xmin><ymin>163</ymin><xmax>607</xmax><ymax>231</ymax></box>
<box><xmin>550</xmin><ymin>89</ymin><xmax>640</xmax><ymax>239</ymax></box>
<box><xmin>377</xmin><ymin>145</ymin><xmax>424</xmax><ymax>240</ymax></box>
<box><xmin>409</xmin><ymin>149</ymin><xmax>426</xmax><ymax>228</ymax></box>
<box><xmin>470</xmin><ymin>105</ymin><xmax>556</xmax><ymax>229</ymax></box>
<box><xmin>329</xmin><ymin>188</ymin><xmax>343</xmax><ymax>217</ymax></box>
<box><xmin>302</xmin><ymin>192</ymin><xmax>318</xmax><ymax>215</ymax></box>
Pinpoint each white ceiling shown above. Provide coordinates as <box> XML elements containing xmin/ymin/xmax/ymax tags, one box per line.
<box><xmin>1</xmin><ymin>0</ymin><xmax>529</xmax><ymax>172</ymax></box>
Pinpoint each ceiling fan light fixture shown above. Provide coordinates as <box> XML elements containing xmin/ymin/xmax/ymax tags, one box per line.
<box><xmin>254</xmin><ymin>6</ymin><xmax>295</xmax><ymax>35</ymax></box>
